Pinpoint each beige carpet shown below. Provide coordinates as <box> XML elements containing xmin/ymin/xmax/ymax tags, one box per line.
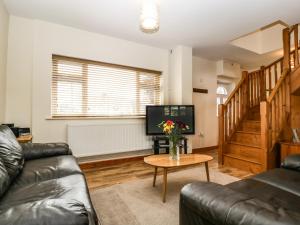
<box><xmin>90</xmin><ymin>167</ymin><xmax>239</xmax><ymax>225</ymax></box>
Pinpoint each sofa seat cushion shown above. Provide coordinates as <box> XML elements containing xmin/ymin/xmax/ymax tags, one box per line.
<box><xmin>0</xmin><ymin>174</ymin><xmax>97</xmax><ymax>224</ymax></box>
<box><xmin>0</xmin><ymin>126</ymin><xmax>24</xmax><ymax>181</ymax></box>
<box><xmin>181</xmin><ymin>182</ymin><xmax>300</xmax><ymax>225</ymax></box>
<box><xmin>252</xmin><ymin>168</ymin><xmax>300</xmax><ymax>197</ymax></box>
<box><xmin>0</xmin><ymin>199</ymin><xmax>89</xmax><ymax>225</ymax></box>
<box><xmin>226</xmin><ymin>173</ymin><xmax>300</xmax><ymax>213</ymax></box>
<box><xmin>12</xmin><ymin>155</ymin><xmax>82</xmax><ymax>187</ymax></box>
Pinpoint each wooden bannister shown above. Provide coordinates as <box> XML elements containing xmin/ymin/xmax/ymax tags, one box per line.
<box><xmin>218</xmin><ymin>71</ymin><xmax>249</xmax><ymax>163</ymax></box>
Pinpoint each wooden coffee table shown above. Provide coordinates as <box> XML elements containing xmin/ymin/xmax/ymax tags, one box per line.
<box><xmin>144</xmin><ymin>154</ymin><xmax>213</xmax><ymax>203</ymax></box>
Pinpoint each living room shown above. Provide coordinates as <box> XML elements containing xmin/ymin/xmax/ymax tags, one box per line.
<box><xmin>0</xmin><ymin>0</ymin><xmax>300</xmax><ymax>225</ymax></box>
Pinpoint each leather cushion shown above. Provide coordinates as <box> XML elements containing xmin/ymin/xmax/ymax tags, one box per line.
<box><xmin>0</xmin><ymin>199</ymin><xmax>89</xmax><ymax>225</ymax></box>
<box><xmin>181</xmin><ymin>182</ymin><xmax>300</xmax><ymax>225</ymax></box>
<box><xmin>1</xmin><ymin>174</ymin><xmax>98</xmax><ymax>224</ymax></box>
<box><xmin>227</xmin><ymin>176</ymin><xmax>300</xmax><ymax>212</ymax></box>
<box><xmin>12</xmin><ymin>155</ymin><xmax>82</xmax><ymax>187</ymax></box>
<box><xmin>0</xmin><ymin>125</ymin><xmax>24</xmax><ymax>181</ymax></box>
<box><xmin>252</xmin><ymin>168</ymin><xmax>300</xmax><ymax>197</ymax></box>
<box><xmin>0</xmin><ymin>159</ymin><xmax>9</xmax><ymax>197</ymax></box>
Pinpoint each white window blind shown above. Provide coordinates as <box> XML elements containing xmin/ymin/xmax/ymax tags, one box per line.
<box><xmin>51</xmin><ymin>55</ymin><xmax>162</xmax><ymax>117</ymax></box>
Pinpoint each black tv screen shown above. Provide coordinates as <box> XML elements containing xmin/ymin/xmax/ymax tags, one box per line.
<box><xmin>146</xmin><ymin>105</ymin><xmax>195</xmax><ymax>135</ymax></box>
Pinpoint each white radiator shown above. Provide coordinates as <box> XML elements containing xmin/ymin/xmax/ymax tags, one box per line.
<box><xmin>67</xmin><ymin>122</ymin><xmax>152</xmax><ymax>157</ymax></box>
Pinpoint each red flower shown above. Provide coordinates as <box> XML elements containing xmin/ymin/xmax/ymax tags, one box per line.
<box><xmin>166</xmin><ymin>120</ymin><xmax>174</xmax><ymax>126</ymax></box>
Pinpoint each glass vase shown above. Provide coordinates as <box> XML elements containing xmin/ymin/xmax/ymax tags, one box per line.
<box><xmin>170</xmin><ymin>140</ymin><xmax>180</xmax><ymax>161</ymax></box>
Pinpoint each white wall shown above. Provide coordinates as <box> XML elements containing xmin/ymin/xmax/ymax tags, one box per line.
<box><xmin>5</xmin><ymin>17</ymin><xmax>34</xmax><ymax>127</ymax></box>
<box><xmin>192</xmin><ymin>57</ymin><xmax>218</xmax><ymax>149</ymax></box>
<box><xmin>169</xmin><ymin>46</ymin><xmax>193</xmax><ymax>105</ymax></box>
<box><xmin>5</xmin><ymin>15</ymin><xmax>229</xmax><ymax>154</ymax></box>
<box><xmin>168</xmin><ymin>45</ymin><xmax>193</xmax><ymax>152</ymax></box>
<box><xmin>216</xmin><ymin>60</ymin><xmax>241</xmax><ymax>78</ymax></box>
<box><xmin>0</xmin><ymin>1</ymin><xmax>9</xmax><ymax>123</ymax></box>
<box><xmin>5</xmin><ymin>16</ymin><xmax>170</xmax><ymax>152</ymax></box>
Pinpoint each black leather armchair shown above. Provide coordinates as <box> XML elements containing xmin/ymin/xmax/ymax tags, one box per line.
<box><xmin>180</xmin><ymin>154</ymin><xmax>300</xmax><ymax>225</ymax></box>
<box><xmin>0</xmin><ymin>125</ymin><xmax>99</xmax><ymax>225</ymax></box>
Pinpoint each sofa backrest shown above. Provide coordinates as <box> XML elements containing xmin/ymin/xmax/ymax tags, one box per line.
<box><xmin>281</xmin><ymin>154</ymin><xmax>300</xmax><ymax>172</ymax></box>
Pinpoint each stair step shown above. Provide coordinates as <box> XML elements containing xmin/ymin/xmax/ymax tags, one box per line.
<box><xmin>236</xmin><ymin>130</ymin><xmax>260</xmax><ymax>135</ymax></box>
<box><xmin>225</xmin><ymin>142</ymin><xmax>262</xmax><ymax>162</ymax></box>
<box><xmin>244</xmin><ymin>120</ymin><xmax>260</xmax><ymax>123</ymax></box>
<box><xmin>223</xmin><ymin>153</ymin><xmax>263</xmax><ymax>174</ymax></box>
<box><xmin>224</xmin><ymin>153</ymin><xmax>261</xmax><ymax>164</ymax></box>
<box><xmin>229</xmin><ymin>141</ymin><xmax>260</xmax><ymax>148</ymax></box>
<box><xmin>239</xmin><ymin>120</ymin><xmax>261</xmax><ymax>132</ymax></box>
<box><xmin>247</xmin><ymin>112</ymin><xmax>261</xmax><ymax>120</ymax></box>
<box><xmin>231</xmin><ymin>131</ymin><xmax>261</xmax><ymax>146</ymax></box>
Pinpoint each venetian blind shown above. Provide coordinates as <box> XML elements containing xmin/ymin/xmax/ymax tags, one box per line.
<box><xmin>51</xmin><ymin>55</ymin><xmax>162</xmax><ymax>117</ymax></box>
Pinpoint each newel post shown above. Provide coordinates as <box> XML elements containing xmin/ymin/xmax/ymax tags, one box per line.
<box><xmin>242</xmin><ymin>71</ymin><xmax>249</xmax><ymax>112</ymax></box>
<box><xmin>260</xmin><ymin>101</ymin><xmax>269</xmax><ymax>171</ymax></box>
<box><xmin>282</xmin><ymin>27</ymin><xmax>292</xmax><ymax>118</ymax></box>
<box><xmin>283</xmin><ymin>28</ymin><xmax>290</xmax><ymax>70</ymax></box>
<box><xmin>218</xmin><ymin>104</ymin><xmax>225</xmax><ymax>165</ymax></box>
<box><xmin>294</xmin><ymin>24</ymin><xmax>299</xmax><ymax>67</ymax></box>
<box><xmin>260</xmin><ymin>66</ymin><xmax>266</xmax><ymax>101</ymax></box>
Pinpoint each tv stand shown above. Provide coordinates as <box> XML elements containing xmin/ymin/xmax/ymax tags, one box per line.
<box><xmin>152</xmin><ymin>136</ymin><xmax>188</xmax><ymax>155</ymax></box>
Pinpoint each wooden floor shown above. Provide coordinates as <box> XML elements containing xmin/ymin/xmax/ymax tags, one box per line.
<box><xmin>82</xmin><ymin>149</ymin><xmax>253</xmax><ymax>190</ymax></box>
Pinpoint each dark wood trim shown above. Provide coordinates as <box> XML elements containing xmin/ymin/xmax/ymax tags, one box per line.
<box><xmin>80</xmin><ymin>145</ymin><xmax>218</xmax><ymax>171</ymax></box>
<box><xmin>79</xmin><ymin>155</ymin><xmax>150</xmax><ymax>171</ymax></box>
<box><xmin>193</xmin><ymin>88</ymin><xmax>208</xmax><ymax>94</ymax></box>
<box><xmin>192</xmin><ymin>145</ymin><xmax>218</xmax><ymax>154</ymax></box>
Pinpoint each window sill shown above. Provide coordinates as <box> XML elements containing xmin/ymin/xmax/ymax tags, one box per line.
<box><xmin>46</xmin><ymin>116</ymin><xmax>146</xmax><ymax>120</ymax></box>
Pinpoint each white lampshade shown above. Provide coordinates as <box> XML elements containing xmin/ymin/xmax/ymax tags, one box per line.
<box><xmin>140</xmin><ymin>0</ymin><xmax>159</xmax><ymax>33</ymax></box>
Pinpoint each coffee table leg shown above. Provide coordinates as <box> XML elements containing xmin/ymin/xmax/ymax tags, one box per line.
<box><xmin>153</xmin><ymin>167</ymin><xmax>157</xmax><ymax>187</ymax></box>
<box><xmin>162</xmin><ymin>168</ymin><xmax>168</xmax><ymax>203</ymax></box>
<box><xmin>205</xmin><ymin>162</ymin><xmax>210</xmax><ymax>182</ymax></box>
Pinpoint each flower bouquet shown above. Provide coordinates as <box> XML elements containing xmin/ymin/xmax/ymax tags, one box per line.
<box><xmin>158</xmin><ymin>120</ymin><xmax>189</xmax><ymax>160</ymax></box>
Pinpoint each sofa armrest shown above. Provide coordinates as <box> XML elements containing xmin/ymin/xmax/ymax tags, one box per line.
<box><xmin>180</xmin><ymin>182</ymin><xmax>300</xmax><ymax>225</ymax></box>
<box><xmin>281</xmin><ymin>154</ymin><xmax>300</xmax><ymax>172</ymax></box>
<box><xmin>21</xmin><ymin>143</ymin><xmax>72</xmax><ymax>160</ymax></box>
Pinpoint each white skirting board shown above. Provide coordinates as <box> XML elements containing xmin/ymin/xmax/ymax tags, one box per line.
<box><xmin>67</xmin><ymin>123</ymin><xmax>152</xmax><ymax>157</ymax></box>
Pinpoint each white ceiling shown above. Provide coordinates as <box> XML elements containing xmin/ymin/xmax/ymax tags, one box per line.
<box><xmin>3</xmin><ymin>0</ymin><xmax>300</xmax><ymax>68</ymax></box>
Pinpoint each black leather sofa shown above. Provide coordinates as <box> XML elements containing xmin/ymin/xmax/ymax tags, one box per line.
<box><xmin>180</xmin><ymin>154</ymin><xmax>300</xmax><ymax>225</ymax></box>
<box><xmin>0</xmin><ymin>125</ymin><xmax>99</xmax><ymax>225</ymax></box>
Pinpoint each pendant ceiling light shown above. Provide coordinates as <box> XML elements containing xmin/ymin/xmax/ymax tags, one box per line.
<box><xmin>140</xmin><ymin>0</ymin><xmax>159</xmax><ymax>33</ymax></box>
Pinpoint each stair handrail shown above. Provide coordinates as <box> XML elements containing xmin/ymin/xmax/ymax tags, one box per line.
<box><xmin>224</xmin><ymin>73</ymin><xmax>247</xmax><ymax>106</ymax></box>
<box><xmin>267</xmin><ymin>69</ymin><xmax>289</xmax><ymax>102</ymax></box>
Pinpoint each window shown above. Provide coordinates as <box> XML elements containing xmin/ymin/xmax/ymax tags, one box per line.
<box><xmin>51</xmin><ymin>55</ymin><xmax>162</xmax><ymax>117</ymax></box>
<box><xmin>216</xmin><ymin>85</ymin><xmax>228</xmax><ymax>116</ymax></box>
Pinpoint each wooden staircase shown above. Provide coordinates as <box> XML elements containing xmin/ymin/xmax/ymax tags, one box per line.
<box><xmin>223</xmin><ymin>106</ymin><xmax>263</xmax><ymax>174</ymax></box>
<box><xmin>218</xmin><ymin>24</ymin><xmax>300</xmax><ymax>174</ymax></box>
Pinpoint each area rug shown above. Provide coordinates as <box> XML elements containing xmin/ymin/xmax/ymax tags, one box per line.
<box><xmin>90</xmin><ymin>167</ymin><xmax>239</xmax><ymax>225</ymax></box>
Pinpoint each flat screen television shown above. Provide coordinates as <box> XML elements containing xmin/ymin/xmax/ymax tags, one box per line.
<box><xmin>146</xmin><ymin>105</ymin><xmax>195</xmax><ymax>135</ymax></box>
